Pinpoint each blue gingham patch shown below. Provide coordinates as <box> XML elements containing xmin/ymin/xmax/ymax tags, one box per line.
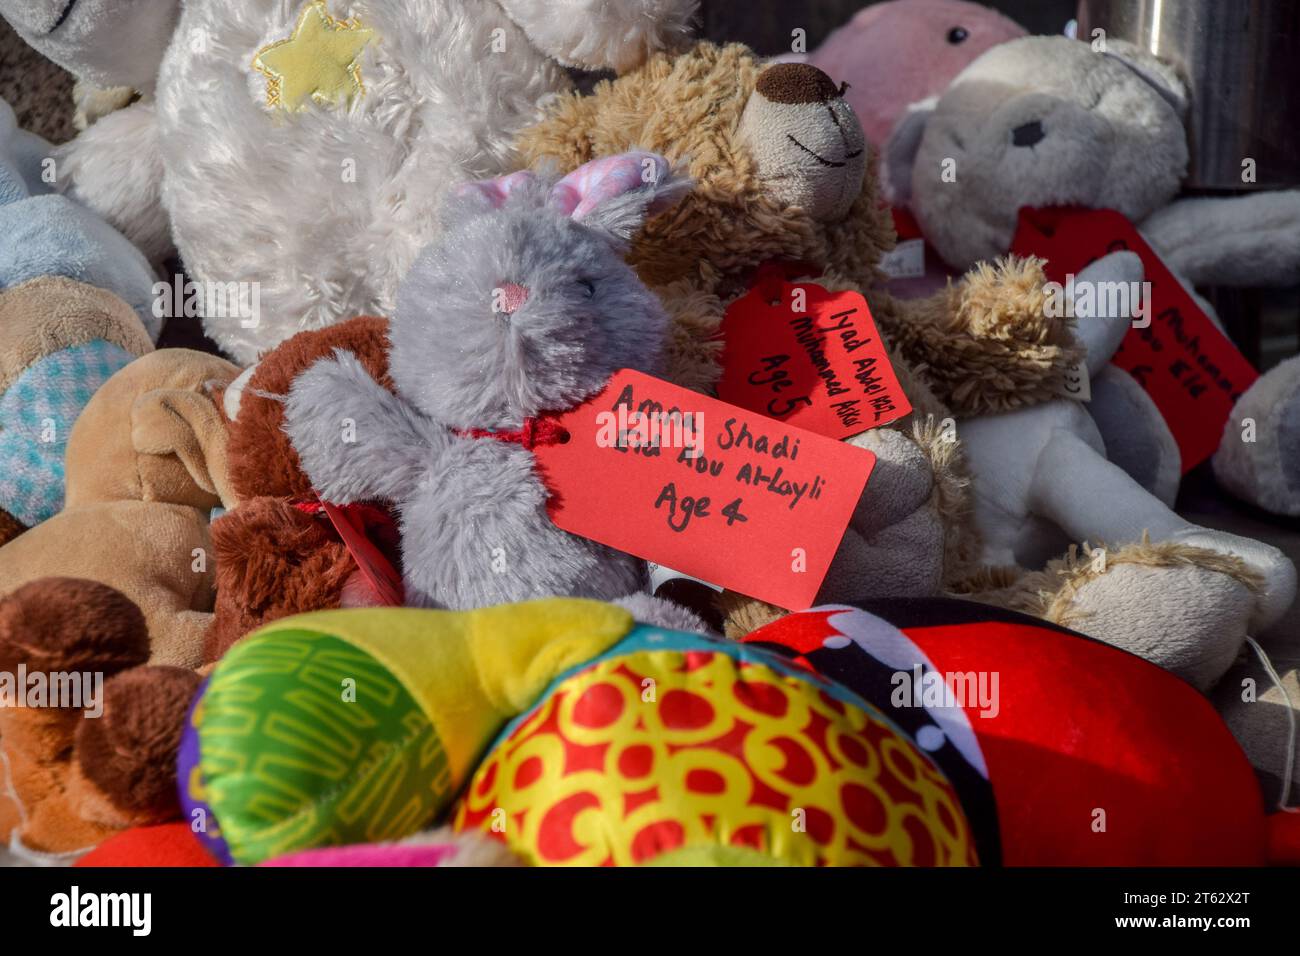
<box><xmin>0</xmin><ymin>340</ymin><xmax>135</xmax><ymax>526</ymax></box>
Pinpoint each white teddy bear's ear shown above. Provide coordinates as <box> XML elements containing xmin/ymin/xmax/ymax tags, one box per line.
<box><xmin>497</xmin><ymin>0</ymin><xmax>698</xmax><ymax>74</ymax></box>
<box><xmin>882</xmin><ymin>98</ymin><xmax>937</xmax><ymax>206</ymax></box>
<box><xmin>1101</xmin><ymin>45</ymin><xmax>1189</xmax><ymax>121</ymax></box>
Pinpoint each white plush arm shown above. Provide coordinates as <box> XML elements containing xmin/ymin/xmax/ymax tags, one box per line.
<box><xmin>1072</xmin><ymin>251</ymin><xmax>1144</xmax><ymax>375</ymax></box>
<box><xmin>283</xmin><ymin>349</ymin><xmax>443</xmax><ymax>505</ymax></box>
<box><xmin>53</xmin><ymin>100</ymin><xmax>172</xmax><ymax>263</ymax></box>
<box><xmin>498</xmin><ymin>0</ymin><xmax>698</xmax><ymax>73</ymax></box>
<box><xmin>1142</xmin><ymin>192</ymin><xmax>1300</xmax><ymax>288</ymax></box>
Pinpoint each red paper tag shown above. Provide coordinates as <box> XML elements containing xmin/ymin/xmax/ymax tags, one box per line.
<box><xmin>320</xmin><ymin>501</ymin><xmax>405</xmax><ymax>606</ymax></box>
<box><xmin>716</xmin><ymin>278</ymin><xmax>912</xmax><ymax>440</ymax></box>
<box><xmin>533</xmin><ymin>370</ymin><xmax>876</xmax><ymax>610</ymax></box>
<box><xmin>1010</xmin><ymin>207</ymin><xmax>1259</xmax><ymax>472</ymax></box>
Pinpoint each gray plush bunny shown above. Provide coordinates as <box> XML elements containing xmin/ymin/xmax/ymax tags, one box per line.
<box><xmin>282</xmin><ymin>153</ymin><xmax>693</xmax><ymax>613</ymax></box>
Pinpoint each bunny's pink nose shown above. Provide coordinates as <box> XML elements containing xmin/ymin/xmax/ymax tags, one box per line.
<box><xmin>498</xmin><ymin>283</ymin><xmax>530</xmax><ymax>315</ymax></box>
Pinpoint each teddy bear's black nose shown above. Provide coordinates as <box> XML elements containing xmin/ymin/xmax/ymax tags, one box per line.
<box><xmin>1012</xmin><ymin>120</ymin><xmax>1046</xmax><ymax>147</ymax></box>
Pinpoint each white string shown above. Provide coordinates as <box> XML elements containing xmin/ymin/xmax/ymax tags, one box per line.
<box><xmin>0</xmin><ymin>745</ymin><xmax>98</xmax><ymax>865</ymax></box>
<box><xmin>1245</xmin><ymin>636</ymin><xmax>1298</xmax><ymax>813</ymax></box>
<box><xmin>0</xmin><ymin>744</ymin><xmax>27</xmax><ymax>827</ymax></box>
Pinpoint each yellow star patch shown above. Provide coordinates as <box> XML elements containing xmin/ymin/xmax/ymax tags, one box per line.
<box><xmin>253</xmin><ymin>1</ymin><xmax>376</xmax><ymax>112</ymax></box>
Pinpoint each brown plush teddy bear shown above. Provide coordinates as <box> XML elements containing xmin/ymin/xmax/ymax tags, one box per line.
<box><xmin>205</xmin><ymin>316</ymin><xmax>396</xmax><ymax>661</ymax></box>
<box><xmin>0</xmin><ymin>578</ymin><xmax>199</xmax><ymax>863</ymax></box>
<box><xmin>514</xmin><ymin>44</ymin><xmax>1265</xmax><ymax>664</ymax></box>
<box><xmin>516</xmin><ymin>45</ymin><xmax>1079</xmax><ymax>619</ymax></box>
<box><xmin>518</xmin><ymin>45</ymin><xmax>1079</xmax><ymax>415</ymax></box>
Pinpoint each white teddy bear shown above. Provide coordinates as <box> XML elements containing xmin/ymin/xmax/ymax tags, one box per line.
<box><xmin>1</xmin><ymin>0</ymin><xmax>699</xmax><ymax>363</ymax></box>
<box><xmin>889</xmin><ymin>34</ymin><xmax>1300</xmax><ymax>519</ymax></box>
<box><xmin>885</xmin><ymin>36</ymin><xmax>1299</xmax><ymax>688</ymax></box>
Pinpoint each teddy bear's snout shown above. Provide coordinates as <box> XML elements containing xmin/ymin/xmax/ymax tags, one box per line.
<box><xmin>738</xmin><ymin>62</ymin><xmax>868</xmax><ymax>221</ymax></box>
<box><xmin>1011</xmin><ymin>120</ymin><xmax>1046</xmax><ymax>148</ymax></box>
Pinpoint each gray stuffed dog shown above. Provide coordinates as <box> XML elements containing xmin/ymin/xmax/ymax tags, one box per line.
<box><xmin>283</xmin><ymin>152</ymin><xmax>693</xmax><ymax>613</ymax></box>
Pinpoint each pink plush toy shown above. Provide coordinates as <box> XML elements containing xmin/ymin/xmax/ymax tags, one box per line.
<box><xmin>806</xmin><ymin>0</ymin><xmax>1026</xmax><ymax>148</ymax></box>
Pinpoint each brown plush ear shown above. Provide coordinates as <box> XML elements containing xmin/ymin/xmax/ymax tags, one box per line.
<box><xmin>130</xmin><ymin>386</ymin><xmax>236</xmax><ymax>509</ymax></box>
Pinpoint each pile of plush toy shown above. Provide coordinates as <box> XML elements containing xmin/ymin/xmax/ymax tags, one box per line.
<box><xmin>1</xmin><ymin>0</ymin><xmax>1298</xmax><ymax>867</ymax></box>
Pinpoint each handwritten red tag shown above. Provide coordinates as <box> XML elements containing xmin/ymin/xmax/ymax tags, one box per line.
<box><xmin>533</xmin><ymin>370</ymin><xmax>876</xmax><ymax>610</ymax></box>
<box><xmin>716</xmin><ymin>278</ymin><xmax>912</xmax><ymax>441</ymax></box>
<box><xmin>1010</xmin><ymin>207</ymin><xmax>1259</xmax><ymax>472</ymax></box>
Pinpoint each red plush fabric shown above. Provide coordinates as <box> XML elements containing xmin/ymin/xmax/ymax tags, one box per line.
<box><xmin>75</xmin><ymin>824</ymin><xmax>220</xmax><ymax>868</ymax></box>
<box><xmin>745</xmin><ymin>601</ymin><xmax>1271</xmax><ymax>867</ymax></box>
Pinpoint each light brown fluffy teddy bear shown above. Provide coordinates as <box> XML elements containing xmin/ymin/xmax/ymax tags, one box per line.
<box><xmin>516</xmin><ymin>44</ymin><xmax>1262</xmax><ymax>660</ymax></box>
<box><xmin>517</xmin><ymin>45</ymin><xmax>1073</xmax><ymax>610</ymax></box>
<box><xmin>520</xmin><ymin>45</ymin><xmax>1079</xmax><ymax>416</ymax></box>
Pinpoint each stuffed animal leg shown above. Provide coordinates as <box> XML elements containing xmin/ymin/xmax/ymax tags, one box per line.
<box><xmin>53</xmin><ymin>102</ymin><xmax>172</xmax><ymax>264</ymax></box>
<box><xmin>961</xmin><ymin>403</ymin><xmax>1294</xmax><ymax>686</ymax></box>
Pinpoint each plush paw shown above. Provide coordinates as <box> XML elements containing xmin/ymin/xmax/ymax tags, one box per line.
<box><xmin>614</xmin><ymin>591</ymin><xmax>715</xmax><ymax>636</ymax></box>
<box><xmin>1164</xmin><ymin>527</ymin><xmax>1297</xmax><ymax>632</ymax></box>
<box><xmin>1042</xmin><ymin>543</ymin><xmax>1256</xmax><ymax>692</ymax></box>
<box><xmin>283</xmin><ymin>350</ymin><xmax>389</xmax><ymax>502</ymax></box>
<box><xmin>206</xmin><ymin>497</ymin><xmax>355</xmax><ymax>662</ymax></box>
<box><xmin>821</xmin><ymin>427</ymin><xmax>946</xmax><ymax>602</ymax></box>
<box><xmin>1214</xmin><ymin>354</ymin><xmax>1300</xmax><ymax>518</ymax></box>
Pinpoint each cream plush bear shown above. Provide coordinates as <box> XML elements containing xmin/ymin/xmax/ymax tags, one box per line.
<box><xmin>889</xmin><ymin>35</ymin><xmax>1300</xmax><ymax>519</ymax></box>
<box><xmin>0</xmin><ymin>0</ymin><xmax>699</xmax><ymax>363</ymax></box>
<box><xmin>883</xmin><ymin>36</ymin><xmax>1299</xmax><ymax>687</ymax></box>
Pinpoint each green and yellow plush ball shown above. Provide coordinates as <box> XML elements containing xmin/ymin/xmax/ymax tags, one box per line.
<box><xmin>180</xmin><ymin>600</ymin><xmax>976</xmax><ymax>867</ymax></box>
